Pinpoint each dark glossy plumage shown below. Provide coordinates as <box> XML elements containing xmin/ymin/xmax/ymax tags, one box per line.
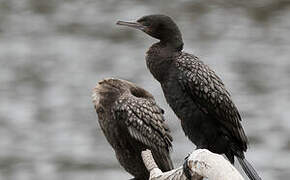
<box><xmin>92</xmin><ymin>78</ymin><xmax>173</xmax><ymax>180</ymax></box>
<box><xmin>176</xmin><ymin>53</ymin><xmax>248</xmax><ymax>152</ymax></box>
<box><xmin>117</xmin><ymin>14</ymin><xmax>261</xmax><ymax>180</ymax></box>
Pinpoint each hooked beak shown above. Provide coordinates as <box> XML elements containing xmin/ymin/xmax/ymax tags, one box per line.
<box><xmin>116</xmin><ymin>21</ymin><xmax>146</xmax><ymax>31</ymax></box>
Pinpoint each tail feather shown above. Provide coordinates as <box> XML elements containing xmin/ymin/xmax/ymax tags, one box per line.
<box><xmin>152</xmin><ymin>149</ymin><xmax>174</xmax><ymax>171</ymax></box>
<box><xmin>237</xmin><ymin>157</ymin><xmax>262</xmax><ymax>180</ymax></box>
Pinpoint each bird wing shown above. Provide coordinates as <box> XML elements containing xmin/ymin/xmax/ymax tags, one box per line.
<box><xmin>176</xmin><ymin>53</ymin><xmax>247</xmax><ymax>150</ymax></box>
<box><xmin>114</xmin><ymin>94</ymin><xmax>172</xmax><ymax>152</ymax></box>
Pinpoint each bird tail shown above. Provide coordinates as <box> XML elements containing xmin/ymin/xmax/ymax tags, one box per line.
<box><xmin>152</xmin><ymin>149</ymin><xmax>174</xmax><ymax>171</ymax></box>
<box><xmin>237</xmin><ymin>157</ymin><xmax>262</xmax><ymax>180</ymax></box>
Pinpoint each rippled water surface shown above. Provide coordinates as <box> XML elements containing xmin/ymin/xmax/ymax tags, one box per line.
<box><xmin>0</xmin><ymin>0</ymin><xmax>290</xmax><ymax>179</ymax></box>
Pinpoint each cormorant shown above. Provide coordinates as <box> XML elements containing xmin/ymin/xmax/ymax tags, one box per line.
<box><xmin>117</xmin><ymin>15</ymin><xmax>262</xmax><ymax>180</ymax></box>
<box><xmin>92</xmin><ymin>78</ymin><xmax>173</xmax><ymax>180</ymax></box>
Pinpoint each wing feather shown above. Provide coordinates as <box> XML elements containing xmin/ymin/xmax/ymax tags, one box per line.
<box><xmin>176</xmin><ymin>53</ymin><xmax>247</xmax><ymax>150</ymax></box>
<box><xmin>114</xmin><ymin>94</ymin><xmax>172</xmax><ymax>152</ymax></box>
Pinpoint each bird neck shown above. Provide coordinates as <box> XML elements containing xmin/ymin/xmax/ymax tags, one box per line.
<box><xmin>160</xmin><ymin>36</ymin><xmax>184</xmax><ymax>51</ymax></box>
<box><xmin>146</xmin><ymin>42</ymin><xmax>181</xmax><ymax>83</ymax></box>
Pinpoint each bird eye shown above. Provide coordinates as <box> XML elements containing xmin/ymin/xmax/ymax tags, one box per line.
<box><xmin>142</xmin><ymin>21</ymin><xmax>150</xmax><ymax>26</ymax></box>
<box><xmin>138</xmin><ymin>20</ymin><xmax>150</xmax><ymax>27</ymax></box>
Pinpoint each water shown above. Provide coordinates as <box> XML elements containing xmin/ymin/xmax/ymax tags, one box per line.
<box><xmin>0</xmin><ymin>0</ymin><xmax>290</xmax><ymax>179</ymax></box>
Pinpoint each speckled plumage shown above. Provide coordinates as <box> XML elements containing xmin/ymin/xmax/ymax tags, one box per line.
<box><xmin>92</xmin><ymin>78</ymin><xmax>173</xmax><ymax>180</ymax></box>
<box><xmin>146</xmin><ymin>44</ymin><xmax>247</xmax><ymax>163</ymax></box>
<box><xmin>176</xmin><ymin>52</ymin><xmax>248</xmax><ymax>152</ymax></box>
<box><xmin>117</xmin><ymin>14</ymin><xmax>261</xmax><ymax>180</ymax></box>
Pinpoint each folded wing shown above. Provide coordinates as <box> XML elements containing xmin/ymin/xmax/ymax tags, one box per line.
<box><xmin>176</xmin><ymin>53</ymin><xmax>248</xmax><ymax>151</ymax></box>
<box><xmin>114</xmin><ymin>93</ymin><xmax>172</xmax><ymax>152</ymax></box>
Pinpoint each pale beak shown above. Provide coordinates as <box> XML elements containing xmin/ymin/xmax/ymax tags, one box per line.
<box><xmin>116</xmin><ymin>21</ymin><xmax>146</xmax><ymax>31</ymax></box>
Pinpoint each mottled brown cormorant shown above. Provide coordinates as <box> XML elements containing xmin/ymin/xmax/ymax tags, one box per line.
<box><xmin>117</xmin><ymin>15</ymin><xmax>261</xmax><ymax>180</ymax></box>
<box><xmin>92</xmin><ymin>78</ymin><xmax>173</xmax><ymax>180</ymax></box>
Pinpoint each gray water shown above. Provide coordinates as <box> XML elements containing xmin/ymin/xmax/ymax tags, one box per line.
<box><xmin>0</xmin><ymin>0</ymin><xmax>290</xmax><ymax>179</ymax></box>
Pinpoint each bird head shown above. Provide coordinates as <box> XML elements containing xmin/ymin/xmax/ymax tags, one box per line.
<box><xmin>117</xmin><ymin>14</ymin><xmax>183</xmax><ymax>50</ymax></box>
<box><xmin>92</xmin><ymin>78</ymin><xmax>154</xmax><ymax>113</ymax></box>
<box><xmin>93</xmin><ymin>78</ymin><xmax>125</xmax><ymax>112</ymax></box>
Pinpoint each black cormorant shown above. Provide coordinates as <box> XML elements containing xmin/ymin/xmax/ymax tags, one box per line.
<box><xmin>92</xmin><ymin>78</ymin><xmax>173</xmax><ymax>180</ymax></box>
<box><xmin>117</xmin><ymin>15</ymin><xmax>261</xmax><ymax>180</ymax></box>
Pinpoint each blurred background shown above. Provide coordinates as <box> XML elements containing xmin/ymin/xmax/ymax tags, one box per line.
<box><xmin>0</xmin><ymin>0</ymin><xmax>290</xmax><ymax>179</ymax></box>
